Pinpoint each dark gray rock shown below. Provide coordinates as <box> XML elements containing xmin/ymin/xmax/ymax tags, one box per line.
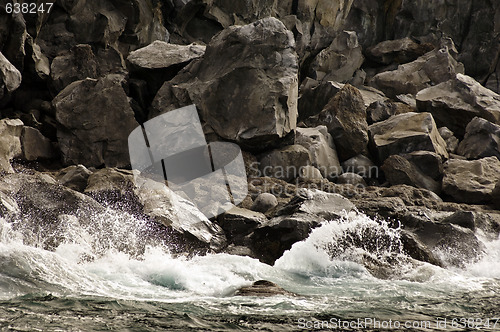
<box><xmin>366</xmin><ymin>37</ymin><xmax>434</xmax><ymax>65</ymax></box>
<box><xmin>366</xmin><ymin>99</ymin><xmax>413</xmax><ymax>124</ymax></box>
<box><xmin>259</xmin><ymin>145</ymin><xmax>311</xmax><ymax>182</ymax></box>
<box><xmin>457</xmin><ymin>117</ymin><xmax>500</xmax><ymax>160</ymax></box>
<box><xmin>220</xmin><ymin>207</ymin><xmax>266</xmax><ymax>243</ymax></box>
<box><xmin>251</xmin><ymin>193</ymin><xmax>278</xmax><ymax>213</ymax></box>
<box><xmin>0</xmin><ymin>118</ymin><xmax>23</xmax><ymax>173</ymax></box>
<box><xmin>55</xmin><ymin>165</ymin><xmax>93</xmax><ymax>192</ymax></box>
<box><xmin>402</xmin><ymin>151</ymin><xmax>443</xmax><ymax>180</ymax></box>
<box><xmin>21</xmin><ymin>126</ymin><xmax>56</xmax><ymax>161</ymax></box>
<box><xmin>297</xmin><ymin>78</ymin><xmax>342</xmax><ymax>121</ymax></box>
<box><xmin>341</xmin><ymin>154</ymin><xmax>378</xmax><ymax>179</ymax></box>
<box><xmin>438</xmin><ymin>127</ymin><xmax>460</xmax><ymax>154</ymax></box>
<box><xmin>235</xmin><ymin>280</ymin><xmax>294</xmax><ymax>297</ymax></box>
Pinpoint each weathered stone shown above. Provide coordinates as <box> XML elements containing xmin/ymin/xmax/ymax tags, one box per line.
<box><xmin>298</xmin><ymin>79</ymin><xmax>342</xmax><ymax>121</ymax></box>
<box><xmin>416</xmin><ymin>74</ymin><xmax>500</xmax><ymax>137</ymax></box>
<box><xmin>457</xmin><ymin>117</ymin><xmax>500</xmax><ymax>160</ymax></box>
<box><xmin>341</xmin><ymin>154</ymin><xmax>378</xmax><ymax>179</ymax></box>
<box><xmin>372</xmin><ymin>40</ymin><xmax>464</xmax><ymax>98</ymax></box>
<box><xmin>55</xmin><ymin>165</ymin><xmax>93</xmax><ymax>192</ymax></box>
<box><xmin>54</xmin><ymin>74</ymin><xmax>139</xmax><ymax>167</ymax></box>
<box><xmin>308</xmin><ymin>31</ymin><xmax>363</xmax><ymax>82</ymax></box>
<box><xmin>0</xmin><ymin>119</ymin><xmax>23</xmax><ymax>173</ymax></box>
<box><xmin>151</xmin><ymin>18</ymin><xmax>298</xmax><ymax>150</ymax></box>
<box><xmin>235</xmin><ymin>280</ymin><xmax>294</xmax><ymax>297</ymax></box>
<box><xmin>295</xmin><ymin>126</ymin><xmax>341</xmax><ymax>179</ymax></box>
<box><xmin>251</xmin><ymin>193</ymin><xmax>278</xmax><ymax>213</ymax></box>
<box><xmin>381</xmin><ymin>155</ymin><xmax>441</xmax><ymax>194</ymax></box>
<box><xmin>127</xmin><ymin>41</ymin><xmax>205</xmax><ymax>69</ymax></box>
<box><xmin>493</xmin><ymin>181</ymin><xmax>500</xmax><ymax>209</ymax></box>
<box><xmin>220</xmin><ymin>207</ymin><xmax>266</xmax><ymax>243</ymax></box>
<box><xmin>366</xmin><ymin>37</ymin><xmax>434</xmax><ymax>65</ymax></box>
<box><xmin>298</xmin><ymin>165</ymin><xmax>324</xmax><ymax>181</ymax></box>
<box><xmin>366</xmin><ymin>100</ymin><xmax>413</xmax><ymax>124</ymax></box>
<box><xmin>0</xmin><ymin>52</ymin><xmax>22</xmax><ymax>101</ymax></box>
<box><xmin>21</xmin><ymin>126</ymin><xmax>56</xmax><ymax>161</ymax></box>
<box><xmin>402</xmin><ymin>151</ymin><xmax>443</xmax><ymax>180</ymax></box>
<box><xmin>368</xmin><ymin>112</ymin><xmax>448</xmax><ymax>163</ymax></box>
<box><xmin>259</xmin><ymin>145</ymin><xmax>311</xmax><ymax>182</ymax></box>
<box><xmin>336</xmin><ymin>173</ymin><xmax>366</xmax><ymax>187</ymax></box>
<box><xmin>442</xmin><ymin>157</ymin><xmax>500</xmax><ymax>204</ymax></box>
<box><xmin>438</xmin><ymin>127</ymin><xmax>460</xmax><ymax>154</ymax></box>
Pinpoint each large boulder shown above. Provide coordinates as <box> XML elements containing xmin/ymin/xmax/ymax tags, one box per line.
<box><xmin>297</xmin><ymin>79</ymin><xmax>342</xmax><ymax>121</ymax></box>
<box><xmin>219</xmin><ymin>207</ymin><xmax>267</xmax><ymax>244</ymax></box>
<box><xmin>258</xmin><ymin>145</ymin><xmax>311</xmax><ymax>183</ymax></box>
<box><xmin>53</xmin><ymin>74</ymin><xmax>140</xmax><ymax>167</ymax></box>
<box><xmin>127</xmin><ymin>41</ymin><xmax>205</xmax><ymax>70</ymax></box>
<box><xmin>366</xmin><ymin>37</ymin><xmax>434</xmax><ymax>65</ymax></box>
<box><xmin>0</xmin><ymin>119</ymin><xmax>23</xmax><ymax>173</ymax></box>
<box><xmin>372</xmin><ymin>40</ymin><xmax>464</xmax><ymax>98</ymax></box>
<box><xmin>151</xmin><ymin>18</ymin><xmax>298</xmax><ymax>150</ymax></box>
<box><xmin>416</xmin><ymin>74</ymin><xmax>500</xmax><ymax>137</ymax></box>
<box><xmin>21</xmin><ymin>126</ymin><xmax>56</xmax><ymax>161</ymax></box>
<box><xmin>0</xmin><ymin>52</ymin><xmax>22</xmax><ymax>102</ymax></box>
<box><xmin>457</xmin><ymin>117</ymin><xmax>500</xmax><ymax>160</ymax></box>
<box><xmin>368</xmin><ymin>112</ymin><xmax>449</xmax><ymax>163</ymax></box>
<box><xmin>442</xmin><ymin>157</ymin><xmax>500</xmax><ymax>204</ymax></box>
<box><xmin>295</xmin><ymin>126</ymin><xmax>341</xmax><ymax>179</ymax></box>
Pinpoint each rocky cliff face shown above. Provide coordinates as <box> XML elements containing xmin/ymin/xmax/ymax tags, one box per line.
<box><xmin>0</xmin><ymin>0</ymin><xmax>499</xmax><ymax>270</ymax></box>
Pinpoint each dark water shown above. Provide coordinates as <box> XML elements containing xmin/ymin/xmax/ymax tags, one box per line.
<box><xmin>1</xmin><ymin>211</ymin><xmax>499</xmax><ymax>331</ymax></box>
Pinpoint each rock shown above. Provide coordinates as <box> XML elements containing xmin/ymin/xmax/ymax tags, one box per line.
<box><xmin>381</xmin><ymin>155</ymin><xmax>441</xmax><ymax>194</ymax></box>
<box><xmin>368</xmin><ymin>112</ymin><xmax>448</xmax><ymax>163</ymax></box>
<box><xmin>366</xmin><ymin>37</ymin><xmax>434</xmax><ymax>65</ymax></box>
<box><xmin>252</xmin><ymin>189</ymin><xmax>355</xmax><ymax>264</ymax></box>
<box><xmin>400</xmin><ymin>231</ymin><xmax>442</xmax><ymax>267</ymax></box>
<box><xmin>55</xmin><ymin>165</ymin><xmax>93</xmax><ymax>192</ymax></box>
<box><xmin>336</xmin><ymin>173</ymin><xmax>366</xmax><ymax>187</ymax></box>
<box><xmin>21</xmin><ymin>127</ymin><xmax>56</xmax><ymax>161</ymax></box>
<box><xmin>401</xmin><ymin>151</ymin><xmax>443</xmax><ymax>180</ymax></box>
<box><xmin>295</xmin><ymin>126</ymin><xmax>341</xmax><ymax>179</ymax></box>
<box><xmin>438</xmin><ymin>127</ymin><xmax>459</xmax><ymax>154</ymax></box>
<box><xmin>341</xmin><ymin>154</ymin><xmax>378</xmax><ymax>179</ymax></box>
<box><xmin>251</xmin><ymin>193</ymin><xmax>278</xmax><ymax>213</ymax></box>
<box><xmin>259</xmin><ymin>145</ymin><xmax>311</xmax><ymax>183</ymax></box>
<box><xmin>308</xmin><ymin>30</ymin><xmax>364</xmax><ymax>82</ymax></box>
<box><xmin>0</xmin><ymin>52</ymin><xmax>22</xmax><ymax>101</ymax></box>
<box><xmin>366</xmin><ymin>100</ymin><xmax>413</xmax><ymax>124</ymax></box>
<box><xmin>25</xmin><ymin>36</ymin><xmax>51</xmax><ymax>81</ymax></box>
<box><xmin>0</xmin><ymin>118</ymin><xmax>23</xmax><ymax>173</ymax></box>
<box><xmin>151</xmin><ymin>18</ymin><xmax>298</xmax><ymax>150</ymax></box>
<box><xmin>220</xmin><ymin>207</ymin><xmax>267</xmax><ymax>243</ymax></box>
<box><xmin>307</xmin><ymin>84</ymin><xmax>368</xmax><ymax>161</ymax></box>
<box><xmin>457</xmin><ymin>117</ymin><xmax>500</xmax><ymax>160</ymax></box>
<box><xmin>85</xmin><ymin>168</ymin><xmax>227</xmax><ymax>250</ymax></box>
<box><xmin>416</xmin><ymin>74</ymin><xmax>500</xmax><ymax>137</ymax></box>
<box><xmin>297</xmin><ymin>79</ymin><xmax>342</xmax><ymax>121</ymax></box>
<box><xmin>127</xmin><ymin>41</ymin><xmax>205</xmax><ymax>69</ymax></box>
<box><xmin>493</xmin><ymin>181</ymin><xmax>500</xmax><ymax>209</ymax></box>
<box><xmin>440</xmin><ymin>211</ymin><xmax>475</xmax><ymax>230</ymax></box>
<box><xmin>235</xmin><ymin>280</ymin><xmax>294</xmax><ymax>297</ymax></box>
<box><xmin>54</xmin><ymin>74</ymin><xmax>139</xmax><ymax>168</ymax></box>
<box><xmin>298</xmin><ymin>166</ymin><xmax>324</xmax><ymax>181</ymax></box>
<box><xmin>442</xmin><ymin>157</ymin><xmax>500</xmax><ymax>204</ymax></box>
<box><xmin>372</xmin><ymin>40</ymin><xmax>464</xmax><ymax>98</ymax></box>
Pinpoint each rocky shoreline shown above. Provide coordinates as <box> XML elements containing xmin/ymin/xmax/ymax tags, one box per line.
<box><xmin>1</xmin><ymin>0</ymin><xmax>500</xmax><ymax>277</ymax></box>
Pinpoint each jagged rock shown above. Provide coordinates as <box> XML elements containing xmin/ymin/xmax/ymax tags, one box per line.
<box><xmin>381</xmin><ymin>155</ymin><xmax>441</xmax><ymax>194</ymax></box>
<box><xmin>440</xmin><ymin>211</ymin><xmax>475</xmax><ymax>230</ymax></box>
<box><xmin>295</xmin><ymin>126</ymin><xmax>341</xmax><ymax>179</ymax></box>
<box><xmin>368</xmin><ymin>112</ymin><xmax>448</xmax><ymax>163</ymax></box>
<box><xmin>151</xmin><ymin>18</ymin><xmax>298</xmax><ymax>150</ymax></box>
<box><xmin>416</xmin><ymin>74</ymin><xmax>500</xmax><ymax>137</ymax></box>
<box><xmin>21</xmin><ymin>126</ymin><xmax>56</xmax><ymax>161</ymax></box>
<box><xmin>308</xmin><ymin>30</ymin><xmax>363</xmax><ymax>82</ymax></box>
<box><xmin>442</xmin><ymin>157</ymin><xmax>500</xmax><ymax>204</ymax></box>
<box><xmin>366</xmin><ymin>100</ymin><xmax>413</xmax><ymax>124</ymax></box>
<box><xmin>307</xmin><ymin>84</ymin><xmax>368</xmax><ymax>161</ymax></box>
<box><xmin>400</xmin><ymin>231</ymin><xmax>442</xmax><ymax>267</ymax></box>
<box><xmin>251</xmin><ymin>193</ymin><xmax>278</xmax><ymax>213</ymax></box>
<box><xmin>297</xmin><ymin>79</ymin><xmax>342</xmax><ymax>121</ymax></box>
<box><xmin>220</xmin><ymin>207</ymin><xmax>266</xmax><ymax>243</ymax></box>
<box><xmin>25</xmin><ymin>36</ymin><xmax>51</xmax><ymax>80</ymax></box>
<box><xmin>366</xmin><ymin>37</ymin><xmax>434</xmax><ymax>65</ymax></box>
<box><xmin>372</xmin><ymin>40</ymin><xmax>464</xmax><ymax>98</ymax></box>
<box><xmin>127</xmin><ymin>41</ymin><xmax>205</xmax><ymax>69</ymax></box>
<box><xmin>438</xmin><ymin>127</ymin><xmax>460</xmax><ymax>154</ymax></box>
<box><xmin>54</xmin><ymin>74</ymin><xmax>139</xmax><ymax>168</ymax></box>
<box><xmin>258</xmin><ymin>145</ymin><xmax>311</xmax><ymax>182</ymax></box>
<box><xmin>0</xmin><ymin>52</ymin><xmax>22</xmax><ymax>102</ymax></box>
<box><xmin>493</xmin><ymin>181</ymin><xmax>500</xmax><ymax>209</ymax></box>
<box><xmin>85</xmin><ymin>168</ymin><xmax>227</xmax><ymax>250</ymax></box>
<box><xmin>336</xmin><ymin>173</ymin><xmax>366</xmax><ymax>187</ymax></box>
<box><xmin>235</xmin><ymin>280</ymin><xmax>294</xmax><ymax>297</ymax></box>
<box><xmin>402</xmin><ymin>151</ymin><xmax>443</xmax><ymax>180</ymax></box>
<box><xmin>457</xmin><ymin>117</ymin><xmax>500</xmax><ymax>160</ymax></box>
<box><xmin>341</xmin><ymin>154</ymin><xmax>378</xmax><ymax>179</ymax></box>
<box><xmin>55</xmin><ymin>165</ymin><xmax>93</xmax><ymax>192</ymax></box>
<box><xmin>0</xmin><ymin>118</ymin><xmax>23</xmax><ymax>173</ymax></box>
<box><xmin>252</xmin><ymin>189</ymin><xmax>355</xmax><ymax>264</ymax></box>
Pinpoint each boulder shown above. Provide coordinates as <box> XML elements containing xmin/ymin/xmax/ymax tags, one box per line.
<box><xmin>53</xmin><ymin>74</ymin><xmax>140</xmax><ymax>168</ymax></box>
<box><xmin>21</xmin><ymin>127</ymin><xmax>56</xmax><ymax>161</ymax></box>
<box><xmin>235</xmin><ymin>280</ymin><xmax>294</xmax><ymax>297</ymax></box>
<box><xmin>341</xmin><ymin>154</ymin><xmax>378</xmax><ymax>179</ymax></box>
<box><xmin>438</xmin><ymin>127</ymin><xmax>459</xmax><ymax>154</ymax></box>
<box><xmin>298</xmin><ymin>165</ymin><xmax>324</xmax><ymax>181</ymax></box>
<box><xmin>336</xmin><ymin>173</ymin><xmax>366</xmax><ymax>187</ymax></box>
<box><xmin>381</xmin><ymin>155</ymin><xmax>441</xmax><ymax>194</ymax></box>
<box><xmin>308</xmin><ymin>30</ymin><xmax>364</xmax><ymax>82</ymax></box>
<box><xmin>442</xmin><ymin>157</ymin><xmax>500</xmax><ymax>204</ymax></box>
<box><xmin>297</xmin><ymin>79</ymin><xmax>342</xmax><ymax>121</ymax></box>
<box><xmin>258</xmin><ymin>145</ymin><xmax>311</xmax><ymax>182</ymax></box>
<box><xmin>251</xmin><ymin>193</ymin><xmax>278</xmax><ymax>213</ymax></box>
<box><xmin>366</xmin><ymin>37</ymin><xmax>434</xmax><ymax>65</ymax></box>
<box><xmin>0</xmin><ymin>52</ymin><xmax>22</xmax><ymax>102</ymax></box>
<box><xmin>306</xmin><ymin>84</ymin><xmax>368</xmax><ymax>161</ymax></box>
<box><xmin>0</xmin><ymin>118</ymin><xmax>23</xmax><ymax>173</ymax></box>
<box><xmin>457</xmin><ymin>117</ymin><xmax>500</xmax><ymax>160</ymax></box>
<box><xmin>493</xmin><ymin>181</ymin><xmax>500</xmax><ymax>209</ymax></box>
<box><xmin>220</xmin><ymin>207</ymin><xmax>267</xmax><ymax>243</ymax></box>
<box><xmin>127</xmin><ymin>41</ymin><xmax>205</xmax><ymax>70</ymax></box>
<box><xmin>416</xmin><ymin>74</ymin><xmax>500</xmax><ymax>137</ymax></box>
<box><xmin>401</xmin><ymin>151</ymin><xmax>443</xmax><ymax>180</ymax></box>
<box><xmin>372</xmin><ymin>40</ymin><xmax>464</xmax><ymax>98</ymax></box>
<box><xmin>368</xmin><ymin>112</ymin><xmax>448</xmax><ymax>163</ymax></box>
<box><xmin>84</xmin><ymin>168</ymin><xmax>227</xmax><ymax>250</ymax></box>
<box><xmin>55</xmin><ymin>165</ymin><xmax>93</xmax><ymax>192</ymax></box>
<box><xmin>151</xmin><ymin>18</ymin><xmax>298</xmax><ymax>150</ymax></box>
<box><xmin>295</xmin><ymin>126</ymin><xmax>341</xmax><ymax>179</ymax></box>
<box><xmin>366</xmin><ymin>99</ymin><xmax>413</xmax><ymax>124</ymax></box>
